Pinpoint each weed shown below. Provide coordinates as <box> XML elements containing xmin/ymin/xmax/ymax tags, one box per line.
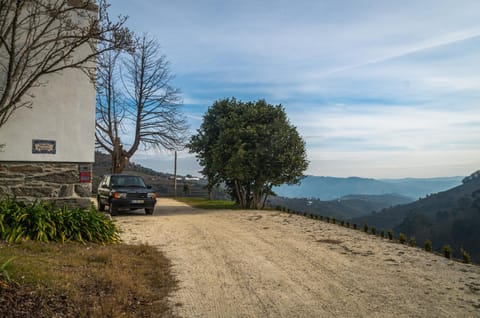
<box><xmin>399</xmin><ymin>233</ymin><xmax>407</xmax><ymax>244</ymax></box>
<box><xmin>353</xmin><ymin>224</ymin><xmax>357</xmax><ymax>230</ymax></box>
<box><xmin>0</xmin><ymin>257</ymin><xmax>16</xmax><ymax>285</ymax></box>
<box><xmin>326</xmin><ymin>217</ymin><xmax>330</xmax><ymax>223</ymax></box>
<box><xmin>331</xmin><ymin>218</ymin><xmax>336</xmax><ymax>224</ymax></box>
<box><xmin>371</xmin><ymin>227</ymin><xmax>376</xmax><ymax>235</ymax></box>
<box><xmin>340</xmin><ymin>220</ymin><xmax>345</xmax><ymax>226</ymax></box>
<box><xmin>346</xmin><ymin>222</ymin><xmax>350</xmax><ymax>228</ymax></box>
<box><xmin>363</xmin><ymin>223</ymin><xmax>369</xmax><ymax>233</ymax></box>
<box><xmin>380</xmin><ymin>229</ymin><xmax>385</xmax><ymax>238</ymax></box>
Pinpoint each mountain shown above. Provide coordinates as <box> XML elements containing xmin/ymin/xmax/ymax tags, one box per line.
<box><xmin>274</xmin><ymin>175</ymin><xmax>463</xmax><ymax>200</ymax></box>
<box><xmin>351</xmin><ymin>173</ymin><xmax>480</xmax><ymax>261</ymax></box>
<box><xmin>268</xmin><ymin>193</ymin><xmax>413</xmax><ymax>220</ymax></box>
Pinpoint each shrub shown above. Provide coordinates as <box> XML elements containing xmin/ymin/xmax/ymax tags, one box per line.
<box><xmin>387</xmin><ymin>229</ymin><xmax>393</xmax><ymax>240</ymax></box>
<box><xmin>443</xmin><ymin>245</ymin><xmax>452</xmax><ymax>259</ymax></box>
<box><xmin>380</xmin><ymin>229</ymin><xmax>385</xmax><ymax>238</ymax></box>
<box><xmin>319</xmin><ymin>215</ymin><xmax>324</xmax><ymax>221</ymax></box>
<box><xmin>424</xmin><ymin>240</ymin><xmax>433</xmax><ymax>252</ymax></box>
<box><xmin>326</xmin><ymin>217</ymin><xmax>330</xmax><ymax>223</ymax></box>
<box><xmin>346</xmin><ymin>222</ymin><xmax>350</xmax><ymax>228</ymax></box>
<box><xmin>0</xmin><ymin>197</ymin><xmax>120</xmax><ymax>244</ymax></box>
<box><xmin>353</xmin><ymin>224</ymin><xmax>357</xmax><ymax>230</ymax></box>
<box><xmin>399</xmin><ymin>233</ymin><xmax>407</xmax><ymax>244</ymax></box>
<box><xmin>370</xmin><ymin>227</ymin><xmax>376</xmax><ymax>235</ymax></box>
<box><xmin>331</xmin><ymin>218</ymin><xmax>336</xmax><ymax>224</ymax></box>
<box><xmin>460</xmin><ymin>248</ymin><xmax>471</xmax><ymax>264</ymax></box>
<box><xmin>340</xmin><ymin>220</ymin><xmax>345</xmax><ymax>226</ymax></box>
<box><xmin>363</xmin><ymin>223</ymin><xmax>369</xmax><ymax>233</ymax></box>
<box><xmin>409</xmin><ymin>236</ymin><xmax>416</xmax><ymax>247</ymax></box>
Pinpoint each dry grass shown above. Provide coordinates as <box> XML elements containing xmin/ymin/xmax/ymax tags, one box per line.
<box><xmin>0</xmin><ymin>241</ymin><xmax>177</xmax><ymax>317</ymax></box>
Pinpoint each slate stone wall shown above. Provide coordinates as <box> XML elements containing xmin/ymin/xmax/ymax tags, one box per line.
<box><xmin>0</xmin><ymin>162</ymin><xmax>92</xmax><ymax>208</ymax></box>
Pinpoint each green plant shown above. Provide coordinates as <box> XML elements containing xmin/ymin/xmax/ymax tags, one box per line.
<box><xmin>387</xmin><ymin>229</ymin><xmax>393</xmax><ymax>240</ymax></box>
<box><xmin>0</xmin><ymin>257</ymin><xmax>16</xmax><ymax>285</ymax></box>
<box><xmin>380</xmin><ymin>229</ymin><xmax>385</xmax><ymax>238</ymax></box>
<box><xmin>331</xmin><ymin>218</ymin><xmax>336</xmax><ymax>224</ymax></box>
<box><xmin>370</xmin><ymin>227</ymin><xmax>376</xmax><ymax>235</ymax></box>
<box><xmin>353</xmin><ymin>224</ymin><xmax>357</xmax><ymax>230</ymax></box>
<box><xmin>399</xmin><ymin>233</ymin><xmax>407</xmax><ymax>244</ymax></box>
<box><xmin>409</xmin><ymin>236</ymin><xmax>416</xmax><ymax>247</ymax></box>
<box><xmin>443</xmin><ymin>245</ymin><xmax>452</xmax><ymax>259</ymax></box>
<box><xmin>326</xmin><ymin>217</ymin><xmax>330</xmax><ymax>223</ymax></box>
<box><xmin>363</xmin><ymin>223</ymin><xmax>369</xmax><ymax>233</ymax></box>
<box><xmin>424</xmin><ymin>239</ymin><xmax>433</xmax><ymax>252</ymax></box>
<box><xmin>340</xmin><ymin>220</ymin><xmax>344</xmax><ymax>226</ymax></box>
<box><xmin>346</xmin><ymin>222</ymin><xmax>350</xmax><ymax>228</ymax></box>
<box><xmin>460</xmin><ymin>248</ymin><xmax>471</xmax><ymax>264</ymax></box>
<box><xmin>0</xmin><ymin>197</ymin><xmax>120</xmax><ymax>244</ymax></box>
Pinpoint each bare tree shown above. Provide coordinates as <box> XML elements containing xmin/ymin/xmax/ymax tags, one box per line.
<box><xmin>0</xmin><ymin>0</ymin><xmax>131</xmax><ymax>127</ymax></box>
<box><xmin>95</xmin><ymin>34</ymin><xmax>188</xmax><ymax>173</ymax></box>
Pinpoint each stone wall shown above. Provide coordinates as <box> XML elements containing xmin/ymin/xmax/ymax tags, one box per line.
<box><xmin>0</xmin><ymin>162</ymin><xmax>92</xmax><ymax>208</ymax></box>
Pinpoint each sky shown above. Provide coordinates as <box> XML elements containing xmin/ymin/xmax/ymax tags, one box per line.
<box><xmin>109</xmin><ymin>0</ymin><xmax>480</xmax><ymax>179</ymax></box>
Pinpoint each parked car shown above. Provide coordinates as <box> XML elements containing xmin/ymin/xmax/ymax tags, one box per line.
<box><xmin>97</xmin><ymin>174</ymin><xmax>157</xmax><ymax>215</ymax></box>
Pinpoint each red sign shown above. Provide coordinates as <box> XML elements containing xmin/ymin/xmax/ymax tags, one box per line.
<box><xmin>79</xmin><ymin>171</ymin><xmax>91</xmax><ymax>183</ymax></box>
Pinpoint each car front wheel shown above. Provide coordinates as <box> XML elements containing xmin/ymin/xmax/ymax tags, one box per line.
<box><xmin>97</xmin><ymin>196</ymin><xmax>106</xmax><ymax>212</ymax></box>
<box><xmin>109</xmin><ymin>200</ymin><xmax>119</xmax><ymax>216</ymax></box>
<box><xmin>145</xmin><ymin>208</ymin><xmax>154</xmax><ymax>215</ymax></box>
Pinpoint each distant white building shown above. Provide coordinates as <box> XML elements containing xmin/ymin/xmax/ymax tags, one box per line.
<box><xmin>0</xmin><ymin>0</ymin><xmax>97</xmax><ymax>207</ymax></box>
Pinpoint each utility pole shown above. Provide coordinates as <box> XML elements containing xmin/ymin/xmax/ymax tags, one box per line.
<box><xmin>173</xmin><ymin>150</ymin><xmax>177</xmax><ymax>197</ymax></box>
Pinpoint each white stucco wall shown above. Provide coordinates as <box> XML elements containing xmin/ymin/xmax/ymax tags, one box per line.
<box><xmin>0</xmin><ymin>66</ymin><xmax>95</xmax><ymax>163</ymax></box>
<box><xmin>0</xmin><ymin>1</ymin><xmax>96</xmax><ymax>164</ymax></box>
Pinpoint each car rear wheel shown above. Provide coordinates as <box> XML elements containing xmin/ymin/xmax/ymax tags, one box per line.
<box><xmin>145</xmin><ymin>208</ymin><xmax>154</xmax><ymax>215</ymax></box>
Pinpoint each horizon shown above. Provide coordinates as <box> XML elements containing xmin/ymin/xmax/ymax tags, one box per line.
<box><xmin>109</xmin><ymin>1</ymin><xmax>480</xmax><ymax>179</ymax></box>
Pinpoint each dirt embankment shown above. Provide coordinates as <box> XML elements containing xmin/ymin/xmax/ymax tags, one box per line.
<box><xmin>117</xmin><ymin>198</ymin><xmax>480</xmax><ymax>318</ymax></box>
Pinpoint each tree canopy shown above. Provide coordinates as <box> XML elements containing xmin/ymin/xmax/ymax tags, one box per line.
<box><xmin>189</xmin><ymin>98</ymin><xmax>309</xmax><ymax>209</ymax></box>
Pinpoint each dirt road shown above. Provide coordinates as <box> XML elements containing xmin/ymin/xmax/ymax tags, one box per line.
<box><xmin>117</xmin><ymin>198</ymin><xmax>480</xmax><ymax>318</ymax></box>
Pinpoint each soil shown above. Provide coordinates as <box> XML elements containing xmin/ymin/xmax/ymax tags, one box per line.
<box><xmin>117</xmin><ymin>198</ymin><xmax>480</xmax><ymax>318</ymax></box>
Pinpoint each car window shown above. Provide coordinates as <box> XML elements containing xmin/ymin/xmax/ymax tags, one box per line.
<box><xmin>110</xmin><ymin>176</ymin><xmax>146</xmax><ymax>187</ymax></box>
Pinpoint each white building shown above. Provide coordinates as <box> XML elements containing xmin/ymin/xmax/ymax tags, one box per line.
<box><xmin>0</xmin><ymin>0</ymin><xmax>97</xmax><ymax>207</ymax></box>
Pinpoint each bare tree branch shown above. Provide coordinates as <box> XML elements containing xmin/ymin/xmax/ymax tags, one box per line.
<box><xmin>0</xmin><ymin>0</ymin><xmax>132</xmax><ymax>128</ymax></box>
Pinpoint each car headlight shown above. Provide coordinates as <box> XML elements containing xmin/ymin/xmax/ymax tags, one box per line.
<box><xmin>113</xmin><ymin>192</ymin><xmax>127</xmax><ymax>199</ymax></box>
<box><xmin>147</xmin><ymin>192</ymin><xmax>157</xmax><ymax>199</ymax></box>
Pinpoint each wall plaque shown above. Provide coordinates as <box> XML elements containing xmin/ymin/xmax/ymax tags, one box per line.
<box><xmin>32</xmin><ymin>140</ymin><xmax>56</xmax><ymax>154</ymax></box>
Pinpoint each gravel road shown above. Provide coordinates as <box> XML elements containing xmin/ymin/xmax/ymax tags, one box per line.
<box><xmin>116</xmin><ymin>198</ymin><xmax>480</xmax><ymax>318</ymax></box>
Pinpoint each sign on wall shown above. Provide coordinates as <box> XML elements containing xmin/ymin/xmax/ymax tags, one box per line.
<box><xmin>32</xmin><ymin>140</ymin><xmax>56</xmax><ymax>154</ymax></box>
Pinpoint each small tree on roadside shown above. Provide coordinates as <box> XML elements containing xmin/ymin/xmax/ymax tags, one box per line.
<box><xmin>189</xmin><ymin>98</ymin><xmax>309</xmax><ymax>209</ymax></box>
<box><xmin>0</xmin><ymin>0</ymin><xmax>131</xmax><ymax>129</ymax></box>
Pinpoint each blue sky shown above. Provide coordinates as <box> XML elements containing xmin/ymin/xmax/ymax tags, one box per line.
<box><xmin>109</xmin><ymin>0</ymin><xmax>480</xmax><ymax>178</ymax></box>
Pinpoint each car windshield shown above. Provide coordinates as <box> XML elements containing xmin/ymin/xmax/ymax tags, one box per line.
<box><xmin>110</xmin><ymin>176</ymin><xmax>146</xmax><ymax>188</ymax></box>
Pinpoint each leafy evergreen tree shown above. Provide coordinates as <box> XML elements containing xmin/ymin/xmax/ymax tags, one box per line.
<box><xmin>189</xmin><ymin>98</ymin><xmax>308</xmax><ymax>209</ymax></box>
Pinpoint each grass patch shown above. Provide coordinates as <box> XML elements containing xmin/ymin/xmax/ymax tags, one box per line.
<box><xmin>0</xmin><ymin>241</ymin><xmax>177</xmax><ymax>317</ymax></box>
<box><xmin>175</xmin><ymin>197</ymin><xmax>238</xmax><ymax>209</ymax></box>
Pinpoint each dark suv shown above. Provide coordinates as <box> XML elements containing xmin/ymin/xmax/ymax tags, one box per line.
<box><xmin>97</xmin><ymin>174</ymin><xmax>157</xmax><ymax>215</ymax></box>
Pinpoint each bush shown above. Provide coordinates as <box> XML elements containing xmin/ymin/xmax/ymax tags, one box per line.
<box><xmin>387</xmin><ymin>229</ymin><xmax>393</xmax><ymax>240</ymax></box>
<box><xmin>340</xmin><ymin>220</ymin><xmax>345</xmax><ymax>226</ymax></box>
<box><xmin>326</xmin><ymin>217</ymin><xmax>330</xmax><ymax>223</ymax></box>
<box><xmin>443</xmin><ymin>245</ymin><xmax>452</xmax><ymax>259</ymax></box>
<box><xmin>370</xmin><ymin>227</ymin><xmax>376</xmax><ymax>235</ymax></box>
<box><xmin>331</xmin><ymin>218</ymin><xmax>336</xmax><ymax>224</ymax></box>
<box><xmin>460</xmin><ymin>248</ymin><xmax>471</xmax><ymax>264</ymax></box>
<box><xmin>0</xmin><ymin>197</ymin><xmax>120</xmax><ymax>244</ymax></box>
<box><xmin>424</xmin><ymin>239</ymin><xmax>433</xmax><ymax>252</ymax></box>
<box><xmin>399</xmin><ymin>233</ymin><xmax>407</xmax><ymax>244</ymax></box>
<box><xmin>346</xmin><ymin>222</ymin><xmax>350</xmax><ymax>228</ymax></box>
<box><xmin>380</xmin><ymin>229</ymin><xmax>385</xmax><ymax>238</ymax></box>
<box><xmin>353</xmin><ymin>224</ymin><xmax>357</xmax><ymax>230</ymax></box>
<box><xmin>409</xmin><ymin>236</ymin><xmax>416</xmax><ymax>247</ymax></box>
<box><xmin>363</xmin><ymin>223</ymin><xmax>369</xmax><ymax>233</ymax></box>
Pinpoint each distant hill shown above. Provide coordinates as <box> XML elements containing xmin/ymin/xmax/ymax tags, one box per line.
<box><xmin>274</xmin><ymin>175</ymin><xmax>463</xmax><ymax>200</ymax></box>
<box><xmin>351</xmin><ymin>172</ymin><xmax>480</xmax><ymax>261</ymax></box>
<box><xmin>268</xmin><ymin>193</ymin><xmax>413</xmax><ymax>220</ymax></box>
